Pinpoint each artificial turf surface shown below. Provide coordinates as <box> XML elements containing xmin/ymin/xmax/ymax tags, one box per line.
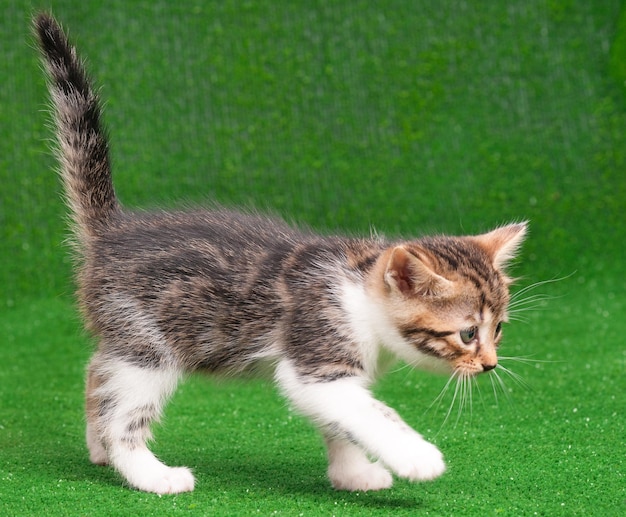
<box><xmin>1</xmin><ymin>1</ymin><xmax>625</xmax><ymax>515</ymax></box>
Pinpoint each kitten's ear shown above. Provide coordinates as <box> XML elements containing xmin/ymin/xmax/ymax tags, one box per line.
<box><xmin>473</xmin><ymin>222</ymin><xmax>528</xmax><ymax>270</ymax></box>
<box><xmin>384</xmin><ymin>246</ymin><xmax>451</xmax><ymax>297</ymax></box>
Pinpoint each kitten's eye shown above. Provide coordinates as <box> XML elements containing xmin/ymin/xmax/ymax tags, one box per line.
<box><xmin>460</xmin><ymin>326</ymin><xmax>478</xmax><ymax>344</ymax></box>
<box><xmin>495</xmin><ymin>322</ymin><xmax>503</xmax><ymax>337</ymax></box>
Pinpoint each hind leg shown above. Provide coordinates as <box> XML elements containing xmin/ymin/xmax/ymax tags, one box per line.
<box><xmin>86</xmin><ymin>353</ymin><xmax>195</xmax><ymax>494</ymax></box>
<box><xmin>86</xmin><ymin>360</ymin><xmax>108</xmax><ymax>465</ymax></box>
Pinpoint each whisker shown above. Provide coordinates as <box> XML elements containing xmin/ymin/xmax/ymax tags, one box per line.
<box><xmin>441</xmin><ymin>374</ymin><xmax>463</xmax><ymax>430</ymax></box>
<box><xmin>508</xmin><ymin>293</ymin><xmax>555</xmax><ymax>308</ymax></box>
<box><xmin>507</xmin><ymin>277</ymin><xmax>570</xmax><ymax>323</ymax></box>
<box><xmin>389</xmin><ymin>361</ymin><xmax>413</xmax><ymax>375</ymax></box>
<box><xmin>507</xmin><ymin>305</ymin><xmax>554</xmax><ymax>322</ymax></box>
<box><xmin>508</xmin><ymin>293</ymin><xmax>558</xmax><ymax>320</ymax></box>
<box><xmin>498</xmin><ymin>364</ymin><xmax>532</xmax><ymax>391</ymax></box>
<box><xmin>508</xmin><ymin>305</ymin><xmax>549</xmax><ymax>315</ymax></box>
<box><xmin>510</xmin><ymin>287</ymin><xmax>558</xmax><ymax>299</ymax></box>
<box><xmin>430</xmin><ymin>358</ymin><xmax>538</xmax><ymax>433</ymax></box>
<box><xmin>508</xmin><ymin>300</ymin><xmax>553</xmax><ymax>313</ymax></box>
<box><xmin>499</xmin><ymin>355</ymin><xmax>560</xmax><ymax>365</ymax></box>
<box><xmin>472</xmin><ymin>375</ymin><xmax>483</xmax><ymax>412</ymax></box>
<box><xmin>451</xmin><ymin>372</ymin><xmax>473</xmax><ymax>427</ymax></box>
<box><xmin>467</xmin><ymin>375</ymin><xmax>474</xmax><ymax>418</ymax></box>
<box><xmin>509</xmin><ymin>273</ymin><xmax>575</xmax><ymax>302</ymax></box>
<box><xmin>427</xmin><ymin>371</ymin><xmax>458</xmax><ymax>415</ymax></box>
<box><xmin>456</xmin><ymin>375</ymin><xmax>466</xmax><ymax>426</ymax></box>
<box><xmin>491</xmin><ymin>368</ymin><xmax>512</xmax><ymax>404</ymax></box>
<box><xmin>509</xmin><ymin>300</ymin><xmax>551</xmax><ymax>310</ymax></box>
<box><xmin>489</xmin><ymin>372</ymin><xmax>499</xmax><ymax>406</ymax></box>
<box><xmin>465</xmin><ymin>374</ymin><xmax>474</xmax><ymax>422</ymax></box>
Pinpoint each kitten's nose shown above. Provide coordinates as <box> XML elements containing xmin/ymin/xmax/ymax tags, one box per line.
<box><xmin>482</xmin><ymin>363</ymin><xmax>497</xmax><ymax>372</ymax></box>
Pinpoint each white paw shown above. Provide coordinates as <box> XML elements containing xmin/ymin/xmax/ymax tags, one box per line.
<box><xmin>382</xmin><ymin>439</ymin><xmax>446</xmax><ymax>482</ymax></box>
<box><xmin>112</xmin><ymin>447</ymin><xmax>196</xmax><ymax>494</ymax></box>
<box><xmin>330</xmin><ymin>460</ymin><xmax>393</xmax><ymax>492</ymax></box>
<box><xmin>133</xmin><ymin>466</ymin><xmax>196</xmax><ymax>494</ymax></box>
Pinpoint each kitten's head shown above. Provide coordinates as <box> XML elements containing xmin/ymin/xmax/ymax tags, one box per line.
<box><xmin>372</xmin><ymin>223</ymin><xmax>527</xmax><ymax>377</ymax></box>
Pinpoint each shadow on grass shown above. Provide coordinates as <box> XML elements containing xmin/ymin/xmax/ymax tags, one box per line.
<box><xmin>30</xmin><ymin>439</ymin><xmax>431</xmax><ymax>512</ymax></box>
<box><xmin>2</xmin><ymin>299</ymin><xmax>433</xmax><ymax>511</ymax></box>
<box><xmin>4</xmin><ymin>422</ymin><xmax>432</xmax><ymax>514</ymax></box>
<box><xmin>193</xmin><ymin>451</ymin><xmax>432</xmax><ymax>511</ymax></box>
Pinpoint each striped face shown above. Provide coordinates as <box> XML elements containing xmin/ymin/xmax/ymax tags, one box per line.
<box><xmin>397</xmin><ymin>291</ymin><xmax>506</xmax><ymax>376</ymax></box>
<box><xmin>378</xmin><ymin>223</ymin><xmax>526</xmax><ymax>377</ymax></box>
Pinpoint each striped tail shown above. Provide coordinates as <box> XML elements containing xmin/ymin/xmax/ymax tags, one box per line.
<box><xmin>34</xmin><ymin>13</ymin><xmax>119</xmax><ymax>243</ymax></box>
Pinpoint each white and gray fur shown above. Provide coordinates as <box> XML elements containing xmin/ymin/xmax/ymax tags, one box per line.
<box><xmin>34</xmin><ymin>13</ymin><xmax>527</xmax><ymax>494</ymax></box>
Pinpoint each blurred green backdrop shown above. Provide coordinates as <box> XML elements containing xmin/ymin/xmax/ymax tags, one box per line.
<box><xmin>1</xmin><ymin>1</ymin><xmax>624</xmax><ymax>515</ymax></box>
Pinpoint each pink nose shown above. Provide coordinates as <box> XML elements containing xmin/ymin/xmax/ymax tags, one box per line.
<box><xmin>482</xmin><ymin>363</ymin><xmax>497</xmax><ymax>372</ymax></box>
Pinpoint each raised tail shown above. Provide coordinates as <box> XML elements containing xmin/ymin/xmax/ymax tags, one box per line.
<box><xmin>34</xmin><ymin>13</ymin><xmax>119</xmax><ymax>242</ymax></box>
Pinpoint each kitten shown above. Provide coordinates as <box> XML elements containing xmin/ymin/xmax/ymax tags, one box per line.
<box><xmin>34</xmin><ymin>13</ymin><xmax>527</xmax><ymax>494</ymax></box>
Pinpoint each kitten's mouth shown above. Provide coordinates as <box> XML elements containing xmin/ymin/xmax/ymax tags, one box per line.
<box><xmin>454</xmin><ymin>363</ymin><xmax>497</xmax><ymax>377</ymax></box>
<box><xmin>451</xmin><ymin>352</ymin><xmax>499</xmax><ymax>377</ymax></box>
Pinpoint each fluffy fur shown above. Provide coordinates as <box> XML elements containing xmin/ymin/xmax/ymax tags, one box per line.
<box><xmin>34</xmin><ymin>13</ymin><xmax>527</xmax><ymax>494</ymax></box>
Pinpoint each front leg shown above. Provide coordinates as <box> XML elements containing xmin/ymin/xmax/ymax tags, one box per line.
<box><xmin>325</xmin><ymin>436</ymin><xmax>393</xmax><ymax>491</ymax></box>
<box><xmin>275</xmin><ymin>360</ymin><xmax>446</xmax><ymax>490</ymax></box>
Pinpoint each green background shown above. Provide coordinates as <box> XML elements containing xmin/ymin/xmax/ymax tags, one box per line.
<box><xmin>1</xmin><ymin>1</ymin><xmax>624</xmax><ymax>515</ymax></box>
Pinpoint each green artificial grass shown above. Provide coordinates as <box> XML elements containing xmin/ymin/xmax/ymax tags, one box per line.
<box><xmin>1</xmin><ymin>1</ymin><xmax>625</xmax><ymax>515</ymax></box>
